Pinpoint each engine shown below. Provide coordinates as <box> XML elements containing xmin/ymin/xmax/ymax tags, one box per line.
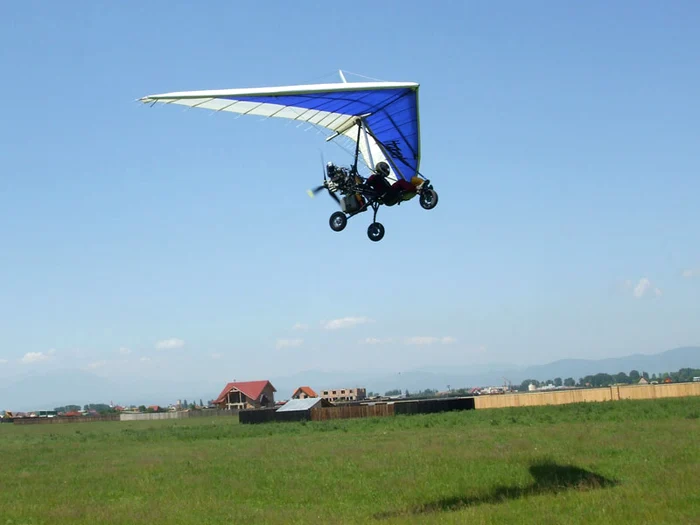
<box><xmin>325</xmin><ymin>163</ymin><xmax>354</xmax><ymax>194</ymax></box>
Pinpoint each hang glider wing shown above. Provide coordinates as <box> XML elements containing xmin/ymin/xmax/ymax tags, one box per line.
<box><xmin>140</xmin><ymin>81</ymin><xmax>421</xmax><ymax>181</ymax></box>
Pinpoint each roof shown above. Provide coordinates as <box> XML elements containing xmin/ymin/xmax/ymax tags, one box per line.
<box><xmin>214</xmin><ymin>380</ymin><xmax>276</xmax><ymax>404</ymax></box>
<box><xmin>276</xmin><ymin>398</ymin><xmax>332</xmax><ymax>412</ymax></box>
<box><xmin>293</xmin><ymin>386</ymin><xmax>317</xmax><ymax>398</ymax></box>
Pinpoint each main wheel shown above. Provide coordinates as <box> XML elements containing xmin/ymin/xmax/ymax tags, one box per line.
<box><xmin>367</xmin><ymin>222</ymin><xmax>385</xmax><ymax>242</ymax></box>
<box><xmin>419</xmin><ymin>189</ymin><xmax>438</xmax><ymax>210</ymax></box>
<box><xmin>329</xmin><ymin>211</ymin><xmax>347</xmax><ymax>232</ymax></box>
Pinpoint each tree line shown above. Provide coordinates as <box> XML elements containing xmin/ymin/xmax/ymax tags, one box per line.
<box><xmin>375</xmin><ymin>367</ymin><xmax>700</xmax><ymax>399</ymax></box>
<box><xmin>517</xmin><ymin>367</ymin><xmax>700</xmax><ymax>392</ymax></box>
<box><xmin>53</xmin><ymin>399</ymin><xmax>212</xmax><ymax>414</ymax></box>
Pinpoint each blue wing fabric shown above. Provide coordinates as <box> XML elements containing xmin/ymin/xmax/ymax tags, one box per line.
<box><xmin>221</xmin><ymin>88</ymin><xmax>419</xmax><ymax>180</ymax></box>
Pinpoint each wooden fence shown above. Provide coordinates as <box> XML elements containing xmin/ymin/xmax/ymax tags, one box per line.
<box><xmin>239</xmin><ymin>397</ymin><xmax>475</xmax><ymax>424</ymax></box>
<box><xmin>474</xmin><ymin>382</ymin><xmax>700</xmax><ymax>410</ymax></box>
<box><xmin>394</xmin><ymin>397</ymin><xmax>475</xmax><ymax>415</ymax></box>
<box><xmin>12</xmin><ymin>414</ymin><xmax>120</xmax><ymax>425</ymax></box>
<box><xmin>119</xmin><ymin>409</ymin><xmax>237</xmax><ymax>422</ymax></box>
<box><xmin>10</xmin><ymin>409</ymin><xmax>238</xmax><ymax>425</ymax></box>
<box><xmin>239</xmin><ymin>407</ymin><xmax>311</xmax><ymax>424</ymax></box>
<box><xmin>310</xmin><ymin>403</ymin><xmax>395</xmax><ymax>421</ymax></box>
<box><xmin>308</xmin><ymin>397</ymin><xmax>476</xmax><ymax>422</ymax></box>
<box><xmin>614</xmin><ymin>382</ymin><xmax>700</xmax><ymax>400</ymax></box>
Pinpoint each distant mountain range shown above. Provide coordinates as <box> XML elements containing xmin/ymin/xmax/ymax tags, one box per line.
<box><xmin>268</xmin><ymin>346</ymin><xmax>700</xmax><ymax>396</ymax></box>
<box><xmin>1</xmin><ymin>346</ymin><xmax>698</xmax><ymax>412</ymax></box>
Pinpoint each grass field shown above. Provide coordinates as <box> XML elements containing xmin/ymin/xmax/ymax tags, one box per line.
<box><xmin>1</xmin><ymin>397</ymin><xmax>699</xmax><ymax>524</ymax></box>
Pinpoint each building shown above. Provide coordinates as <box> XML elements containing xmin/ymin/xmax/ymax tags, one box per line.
<box><xmin>276</xmin><ymin>398</ymin><xmax>333</xmax><ymax>413</ymax></box>
<box><xmin>291</xmin><ymin>386</ymin><xmax>317</xmax><ymax>399</ymax></box>
<box><xmin>319</xmin><ymin>387</ymin><xmax>366</xmax><ymax>402</ymax></box>
<box><xmin>213</xmin><ymin>380</ymin><xmax>277</xmax><ymax>410</ymax></box>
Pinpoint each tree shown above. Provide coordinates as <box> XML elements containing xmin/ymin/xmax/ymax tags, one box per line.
<box><xmin>519</xmin><ymin>379</ymin><xmax>539</xmax><ymax>391</ymax></box>
<box><xmin>183</xmin><ymin>399</ymin><xmax>188</xmax><ymax>409</ymax></box>
<box><xmin>564</xmin><ymin>378</ymin><xmax>575</xmax><ymax>387</ymax></box>
<box><xmin>614</xmin><ymin>372</ymin><xmax>629</xmax><ymax>384</ymax></box>
<box><xmin>199</xmin><ymin>399</ymin><xmax>203</xmax><ymax>408</ymax></box>
<box><xmin>591</xmin><ymin>373</ymin><xmax>614</xmax><ymax>387</ymax></box>
<box><xmin>629</xmin><ymin>370</ymin><xmax>640</xmax><ymax>381</ymax></box>
<box><xmin>652</xmin><ymin>373</ymin><xmax>657</xmax><ymax>381</ymax></box>
<box><xmin>554</xmin><ymin>377</ymin><xmax>562</xmax><ymax>387</ymax></box>
<box><xmin>384</xmin><ymin>389</ymin><xmax>401</xmax><ymax>396</ymax></box>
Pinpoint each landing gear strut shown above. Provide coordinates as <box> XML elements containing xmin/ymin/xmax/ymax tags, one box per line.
<box><xmin>329</xmin><ymin>200</ymin><xmax>387</xmax><ymax>242</ymax></box>
<box><xmin>366</xmin><ymin>201</ymin><xmax>384</xmax><ymax>241</ymax></box>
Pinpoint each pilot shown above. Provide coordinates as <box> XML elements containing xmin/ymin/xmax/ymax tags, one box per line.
<box><xmin>366</xmin><ymin>162</ymin><xmax>422</xmax><ymax>206</ymax></box>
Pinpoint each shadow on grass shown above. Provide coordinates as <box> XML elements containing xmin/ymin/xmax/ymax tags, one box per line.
<box><xmin>374</xmin><ymin>460</ymin><xmax>618</xmax><ymax>519</ymax></box>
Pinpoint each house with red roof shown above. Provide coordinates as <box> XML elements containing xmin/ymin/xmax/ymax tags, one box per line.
<box><xmin>291</xmin><ymin>386</ymin><xmax>317</xmax><ymax>400</ymax></box>
<box><xmin>213</xmin><ymin>380</ymin><xmax>276</xmax><ymax>410</ymax></box>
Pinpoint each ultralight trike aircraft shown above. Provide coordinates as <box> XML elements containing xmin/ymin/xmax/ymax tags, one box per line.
<box><xmin>139</xmin><ymin>71</ymin><xmax>438</xmax><ymax>242</ymax></box>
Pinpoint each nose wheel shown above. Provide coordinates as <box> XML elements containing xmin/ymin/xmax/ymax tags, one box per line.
<box><xmin>419</xmin><ymin>188</ymin><xmax>438</xmax><ymax>210</ymax></box>
<box><xmin>367</xmin><ymin>222</ymin><xmax>385</xmax><ymax>242</ymax></box>
<box><xmin>329</xmin><ymin>211</ymin><xmax>347</xmax><ymax>232</ymax></box>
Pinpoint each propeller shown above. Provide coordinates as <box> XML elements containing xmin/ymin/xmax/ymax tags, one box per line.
<box><xmin>307</xmin><ymin>151</ymin><xmax>341</xmax><ymax>206</ymax></box>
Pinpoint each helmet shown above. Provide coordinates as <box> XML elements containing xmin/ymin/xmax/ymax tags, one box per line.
<box><xmin>375</xmin><ymin>161</ymin><xmax>390</xmax><ymax>177</ymax></box>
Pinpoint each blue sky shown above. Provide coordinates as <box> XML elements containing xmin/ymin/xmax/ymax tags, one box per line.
<box><xmin>1</xmin><ymin>1</ymin><xmax>699</xmax><ymax>399</ymax></box>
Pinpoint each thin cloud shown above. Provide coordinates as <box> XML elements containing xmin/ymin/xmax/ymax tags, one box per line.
<box><xmin>276</xmin><ymin>338</ymin><xmax>303</xmax><ymax>350</ymax></box>
<box><xmin>627</xmin><ymin>277</ymin><xmax>661</xmax><ymax>299</ymax></box>
<box><xmin>86</xmin><ymin>360</ymin><xmax>107</xmax><ymax>370</ymax></box>
<box><xmin>292</xmin><ymin>323</ymin><xmax>309</xmax><ymax>331</ymax></box>
<box><xmin>359</xmin><ymin>336</ymin><xmax>456</xmax><ymax>345</ymax></box>
<box><xmin>21</xmin><ymin>351</ymin><xmax>52</xmax><ymax>364</ymax></box>
<box><xmin>322</xmin><ymin>316</ymin><xmax>372</xmax><ymax>330</ymax></box>
<box><xmin>118</xmin><ymin>347</ymin><xmax>132</xmax><ymax>355</ymax></box>
<box><xmin>682</xmin><ymin>268</ymin><xmax>699</xmax><ymax>278</ymax></box>
<box><xmin>155</xmin><ymin>338</ymin><xmax>185</xmax><ymax>350</ymax></box>
<box><xmin>633</xmin><ymin>278</ymin><xmax>651</xmax><ymax>298</ymax></box>
<box><xmin>0</xmin><ymin>358</ymin><xmax>8</xmax><ymax>364</ymax></box>
<box><xmin>211</xmin><ymin>353</ymin><xmax>222</xmax><ymax>360</ymax></box>
<box><xmin>404</xmin><ymin>336</ymin><xmax>457</xmax><ymax>345</ymax></box>
<box><xmin>140</xmin><ymin>357</ymin><xmax>151</xmax><ymax>362</ymax></box>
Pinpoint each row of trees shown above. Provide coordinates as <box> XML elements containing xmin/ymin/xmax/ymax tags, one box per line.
<box><xmin>376</xmin><ymin>367</ymin><xmax>699</xmax><ymax>399</ymax></box>
<box><xmin>53</xmin><ymin>399</ymin><xmax>219</xmax><ymax>415</ymax></box>
<box><xmin>518</xmin><ymin>367</ymin><xmax>700</xmax><ymax>391</ymax></box>
<box><xmin>179</xmin><ymin>399</ymin><xmax>208</xmax><ymax>409</ymax></box>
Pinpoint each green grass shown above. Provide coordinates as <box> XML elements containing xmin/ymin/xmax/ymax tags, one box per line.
<box><xmin>1</xmin><ymin>397</ymin><xmax>698</xmax><ymax>524</ymax></box>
